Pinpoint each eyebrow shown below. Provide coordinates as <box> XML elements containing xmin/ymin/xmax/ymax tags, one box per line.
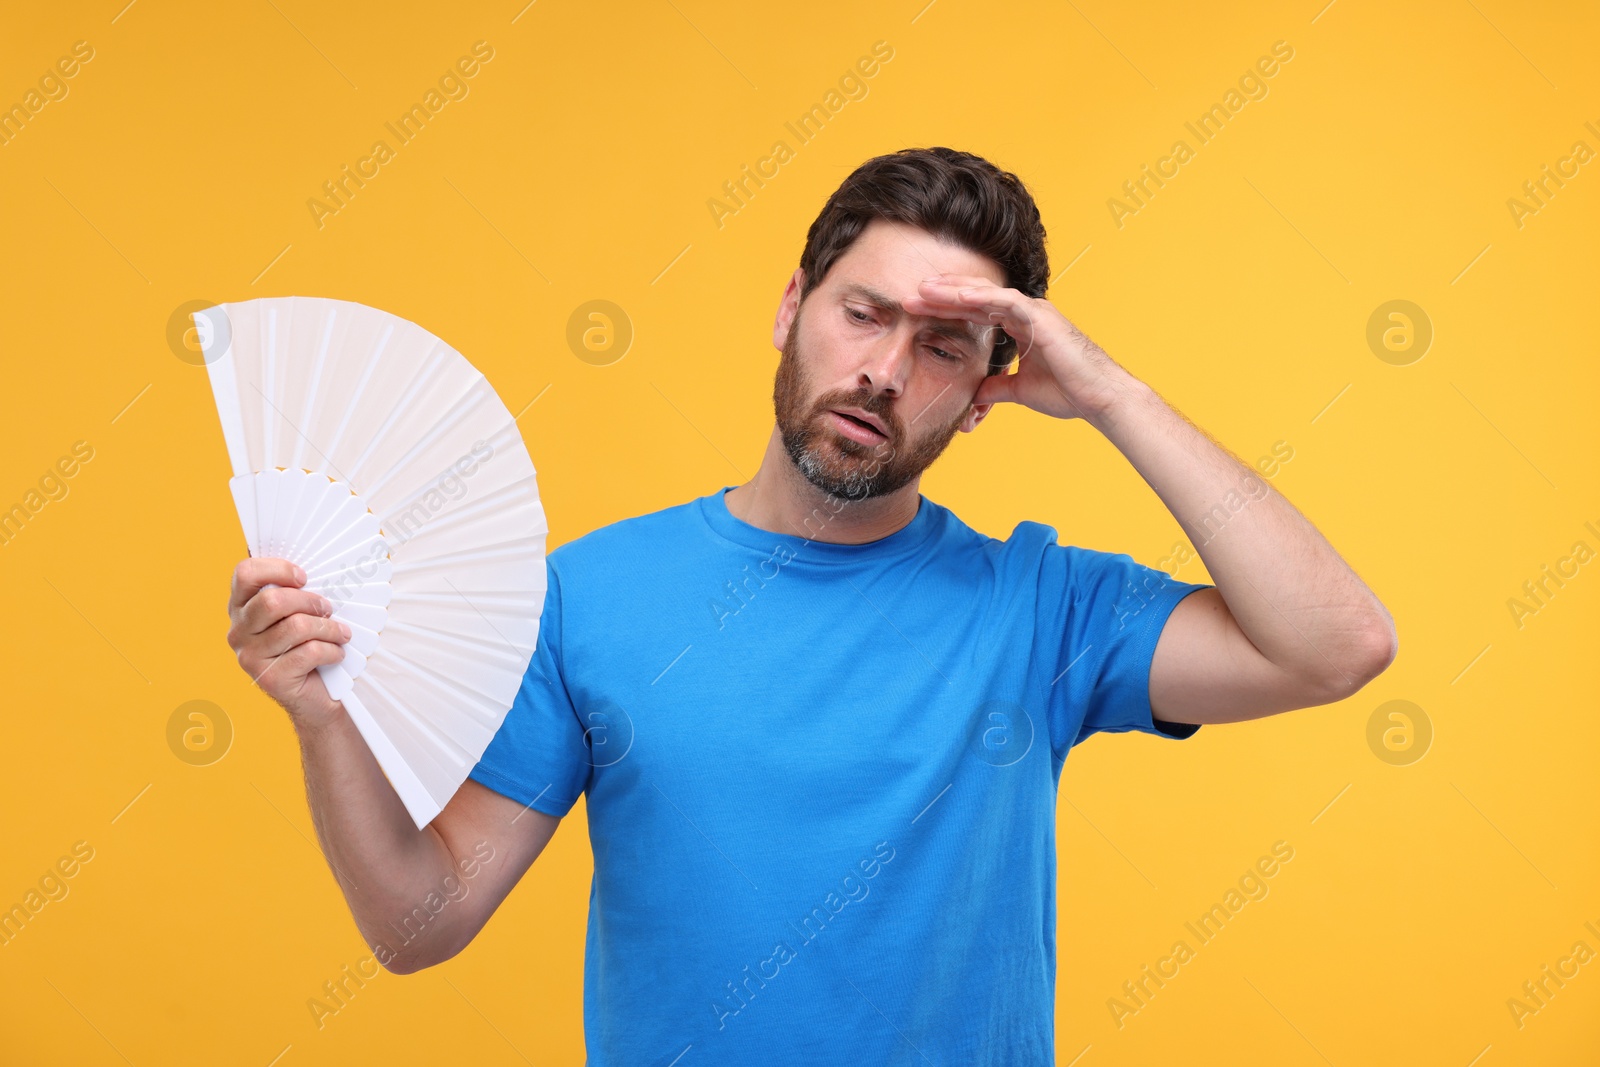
<box><xmin>838</xmin><ymin>282</ymin><xmax>984</xmax><ymax>350</ymax></box>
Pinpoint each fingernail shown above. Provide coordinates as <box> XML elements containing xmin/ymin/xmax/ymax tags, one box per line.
<box><xmin>320</xmin><ymin>597</ymin><xmax>333</xmax><ymax>615</ymax></box>
<box><xmin>339</xmin><ymin>622</ymin><xmax>351</xmax><ymax>639</ymax></box>
<box><xmin>293</xmin><ymin>565</ymin><xmax>306</xmax><ymax>583</ymax></box>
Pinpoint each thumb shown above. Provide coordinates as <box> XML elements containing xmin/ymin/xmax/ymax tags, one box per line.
<box><xmin>974</xmin><ymin>370</ymin><xmax>1017</xmax><ymax>407</ymax></box>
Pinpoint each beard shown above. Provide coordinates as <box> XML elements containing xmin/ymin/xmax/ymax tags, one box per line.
<box><xmin>771</xmin><ymin>305</ymin><xmax>972</xmax><ymax>501</ymax></box>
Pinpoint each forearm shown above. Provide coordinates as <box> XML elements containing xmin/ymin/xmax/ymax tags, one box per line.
<box><xmin>1087</xmin><ymin>370</ymin><xmax>1396</xmax><ymax>691</ymax></box>
<box><xmin>294</xmin><ymin>705</ymin><xmax>459</xmax><ymax>962</ymax></box>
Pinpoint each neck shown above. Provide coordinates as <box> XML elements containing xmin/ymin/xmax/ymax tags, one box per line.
<box><xmin>724</xmin><ymin>425</ymin><xmax>921</xmax><ymax>544</ymax></box>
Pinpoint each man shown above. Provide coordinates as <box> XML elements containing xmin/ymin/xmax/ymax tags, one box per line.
<box><xmin>226</xmin><ymin>147</ymin><xmax>1396</xmax><ymax>1064</ymax></box>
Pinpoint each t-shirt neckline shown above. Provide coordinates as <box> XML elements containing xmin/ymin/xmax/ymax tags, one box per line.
<box><xmin>696</xmin><ymin>484</ymin><xmax>941</xmax><ymax>564</ymax></box>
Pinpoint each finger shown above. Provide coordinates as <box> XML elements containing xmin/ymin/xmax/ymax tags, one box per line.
<box><xmin>908</xmin><ymin>280</ymin><xmax>1046</xmax><ymax>364</ymax></box>
<box><xmin>257</xmin><ymin>611</ymin><xmax>351</xmax><ymax>662</ymax></box>
<box><xmin>908</xmin><ymin>280</ymin><xmax>1028</xmax><ymax>320</ymax></box>
<box><xmin>906</xmin><ymin>293</ymin><xmax>1000</xmax><ymax>319</ymax></box>
<box><xmin>239</xmin><ymin>585</ymin><xmax>334</xmax><ymax>639</ymax></box>
<box><xmin>900</xmin><ymin>296</ymin><xmax>1017</xmax><ymax>325</ymax></box>
<box><xmin>910</xmin><ymin>277</ymin><xmax>1026</xmax><ymax>326</ymax></box>
<box><xmin>928</xmin><ymin>283</ymin><xmax>1039</xmax><ymax>361</ymax></box>
<box><xmin>230</xmin><ymin>557</ymin><xmax>306</xmax><ymax>615</ymax></box>
<box><xmin>905</xmin><ymin>290</ymin><xmax>1038</xmax><ymax>359</ymax></box>
<box><xmin>251</xmin><ymin>639</ymin><xmax>346</xmax><ymax>691</ymax></box>
<box><xmin>973</xmin><ymin>370</ymin><xmax>1017</xmax><ymax>407</ymax></box>
<box><xmin>921</xmin><ymin>273</ymin><xmax>1001</xmax><ymax>289</ymax></box>
<box><xmin>281</xmin><ymin>639</ymin><xmax>349</xmax><ymax>675</ymax></box>
<box><xmin>916</xmin><ymin>277</ymin><xmax>1018</xmax><ymax>304</ymax></box>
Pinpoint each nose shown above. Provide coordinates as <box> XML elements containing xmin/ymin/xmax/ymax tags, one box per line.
<box><xmin>856</xmin><ymin>326</ymin><xmax>915</xmax><ymax>398</ymax></box>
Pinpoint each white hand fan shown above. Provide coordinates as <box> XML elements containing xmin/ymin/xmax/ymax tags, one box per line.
<box><xmin>194</xmin><ymin>295</ymin><xmax>547</xmax><ymax>829</ymax></box>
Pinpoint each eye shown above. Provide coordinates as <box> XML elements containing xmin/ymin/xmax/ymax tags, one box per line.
<box><xmin>928</xmin><ymin>346</ymin><xmax>961</xmax><ymax>362</ymax></box>
<box><xmin>845</xmin><ymin>307</ymin><xmax>873</xmax><ymax>324</ymax></box>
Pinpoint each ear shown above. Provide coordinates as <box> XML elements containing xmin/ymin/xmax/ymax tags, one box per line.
<box><xmin>773</xmin><ymin>268</ymin><xmax>805</xmax><ymax>352</ymax></box>
<box><xmin>958</xmin><ymin>399</ymin><xmax>994</xmax><ymax>434</ymax></box>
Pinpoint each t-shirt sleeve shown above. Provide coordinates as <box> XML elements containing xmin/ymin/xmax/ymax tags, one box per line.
<box><xmin>466</xmin><ymin>556</ymin><xmax>593</xmax><ymax>818</ymax></box>
<box><xmin>1035</xmin><ymin>536</ymin><xmax>1214</xmax><ymax>756</ymax></box>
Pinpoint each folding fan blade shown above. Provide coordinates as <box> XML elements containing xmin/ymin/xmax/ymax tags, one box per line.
<box><xmin>198</xmin><ymin>295</ymin><xmax>547</xmax><ymax>830</ymax></box>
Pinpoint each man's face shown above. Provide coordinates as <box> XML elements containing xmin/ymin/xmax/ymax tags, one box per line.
<box><xmin>771</xmin><ymin>218</ymin><xmax>1005</xmax><ymax>500</ymax></box>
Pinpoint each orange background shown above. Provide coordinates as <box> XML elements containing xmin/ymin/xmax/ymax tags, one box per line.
<box><xmin>1</xmin><ymin>1</ymin><xmax>1596</xmax><ymax>1063</ymax></box>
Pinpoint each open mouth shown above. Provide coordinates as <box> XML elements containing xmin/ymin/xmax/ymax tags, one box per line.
<box><xmin>828</xmin><ymin>410</ymin><xmax>887</xmax><ymax>440</ymax></box>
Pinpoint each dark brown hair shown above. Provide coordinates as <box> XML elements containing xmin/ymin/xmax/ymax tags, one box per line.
<box><xmin>797</xmin><ymin>146</ymin><xmax>1049</xmax><ymax>375</ymax></box>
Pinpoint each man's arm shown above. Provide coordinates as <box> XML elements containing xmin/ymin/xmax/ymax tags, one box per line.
<box><xmin>227</xmin><ymin>558</ymin><xmax>562</xmax><ymax>974</ymax></box>
<box><xmin>1084</xmin><ymin>376</ymin><xmax>1397</xmax><ymax>725</ymax></box>
<box><xmin>293</xmin><ymin>705</ymin><xmax>562</xmax><ymax>974</ymax></box>
<box><xmin>910</xmin><ymin>275</ymin><xmax>1398</xmax><ymax>725</ymax></box>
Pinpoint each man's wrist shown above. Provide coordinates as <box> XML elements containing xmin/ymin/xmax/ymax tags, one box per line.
<box><xmin>290</xmin><ymin>698</ymin><xmax>350</xmax><ymax>746</ymax></box>
<box><xmin>1082</xmin><ymin>366</ymin><xmax>1156</xmax><ymax>437</ymax></box>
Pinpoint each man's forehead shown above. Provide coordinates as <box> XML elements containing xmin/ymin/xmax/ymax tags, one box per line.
<box><xmin>834</xmin><ymin>280</ymin><xmax>986</xmax><ymax>346</ymax></box>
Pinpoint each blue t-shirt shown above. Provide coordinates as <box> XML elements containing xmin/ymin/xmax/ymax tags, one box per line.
<box><xmin>468</xmin><ymin>485</ymin><xmax>1212</xmax><ymax>1065</ymax></box>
